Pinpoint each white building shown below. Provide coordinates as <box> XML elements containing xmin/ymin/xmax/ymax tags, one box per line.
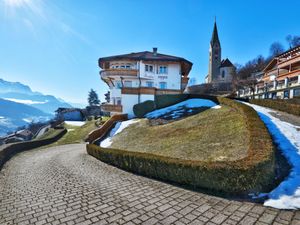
<box><xmin>98</xmin><ymin>48</ymin><xmax>192</xmax><ymax>117</ymax></box>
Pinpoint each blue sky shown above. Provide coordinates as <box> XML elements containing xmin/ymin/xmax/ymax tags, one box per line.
<box><xmin>0</xmin><ymin>0</ymin><xmax>299</xmax><ymax>104</ymax></box>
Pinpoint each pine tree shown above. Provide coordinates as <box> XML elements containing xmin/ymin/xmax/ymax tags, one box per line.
<box><xmin>88</xmin><ymin>89</ymin><xmax>100</xmax><ymax>106</ymax></box>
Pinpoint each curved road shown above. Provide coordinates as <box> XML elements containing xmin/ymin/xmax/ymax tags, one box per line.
<box><xmin>0</xmin><ymin>144</ymin><xmax>299</xmax><ymax>225</ymax></box>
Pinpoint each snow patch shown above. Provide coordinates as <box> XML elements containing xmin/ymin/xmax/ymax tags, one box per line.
<box><xmin>23</xmin><ymin>118</ymin><xmax>32</xmax><ymax>123</ymax></box>
<box><xmin>4</xmin><ymin>98</ymin><xmax>48</xmax><ymax>105</ymax></box>
<box><xmin>100</xmin><ymin>119</ymin><xmax>140</xmax><ymax>148</ymax></box>
<box><xmin>64</xmin><ymin>121</ymin><xmax>86</xmax><ymax>127</ymax></box>
<box><xmin>245</xmin><ymin>102</ymin><xmax>300</xmax><ymax>209</ymax></box>
<box><xmin>145</xmin><ymin>99</ymin><xmax>219</xmax><ymax>119</ymax></box>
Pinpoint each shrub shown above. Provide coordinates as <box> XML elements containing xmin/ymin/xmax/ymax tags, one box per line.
<box><xmin>133</xmin><ymin>100</ymin><xmax>156</xmax><ymax>118</ymax></box>
<box><xmin>250</xmin><ymin>99</ymin><xmax>300</xmax><ymax>116</ymax></box>
<box><xmin>87</xmin><ymin>97</ymin><xmax>275</xmax><ymax>194</ymax></box>
<box><xmin>155</xmin><ymin>94</ymin><xmax>189</xmax><ymax>109</ymax></box>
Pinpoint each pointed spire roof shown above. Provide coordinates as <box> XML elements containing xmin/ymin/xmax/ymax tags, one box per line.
<box><xmin>210</xmin><ymin>20</ymin><xmax>221</xmax><ymax>47</ymax></box>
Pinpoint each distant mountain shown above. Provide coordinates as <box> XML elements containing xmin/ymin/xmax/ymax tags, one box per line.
<box><xmin>0</xmin><ymin>78</ymin><xmax>73</xmax><ymax>114</ymax></box>
<box><xmin>0</xmin><ymin>98</ymin><xmax>51</xmax><ymax>137</ymax></box>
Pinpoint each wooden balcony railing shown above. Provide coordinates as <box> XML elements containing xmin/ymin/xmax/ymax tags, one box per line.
<box><xmin>101</xmin><ymin>104</ymin><xmax>122</xmax><ymax>112</ymax></box>
<box><xmin>277</xmin><ymin>69</ymin><xmax>300</xmax><ymax>81</ymax></box>
<box><xmin>100</xmin><ymin>69</ymin><xmax>138</xmax><ymax>77</ymax></box>
<box><xmin>278</xmin><ymin>54</ymin><xmax>300</xmax><ymax>69</ymax></box>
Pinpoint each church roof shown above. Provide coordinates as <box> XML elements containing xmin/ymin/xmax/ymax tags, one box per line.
<box><xmin>210</xmin><ymin>21</ymin><xmax>221</xmax><ymax>47</ymax></box>
<box><xmin>220</xmin><ymin>58</ymin><xmax>234</xmax><ymax>68</ymax></box>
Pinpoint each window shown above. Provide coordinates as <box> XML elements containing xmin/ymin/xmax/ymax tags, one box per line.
<box><xmin>159</xmin><ymin>66</ymin><xmax>168</xmax><ymax>74</ymax></box>
<box><xmin>145</xmin><ymin>64</ymin><xmax>153</xmax><ymax>72</ymax></box>
<box><xmin>294</xmin><ymin>88</ymin><xmax>300</xmax><ymax>97</ymax></box>
<box><xmin>120</xmin><ymin>65</ymin><xmax>125</xmax><ymax>69</ymax></box>
<box><xmin>116</xmin><ymin>98</ymin><xmax>122</xmax><ymax>105</ymax></box>
<box><xmin>146</xmin><ymin>81</ymin><xmax>154</xmax><ymax>87</ymax></box>
<box><xmin>125</xmin><ymin>65</ymin><xmax>131</xmax><ymax>69</ymax></box>
<box><xmin>124</xmin><ymin>81</ymin><xmax>132</xmax><ymax>87</ymax></box>
<box><xmin>116</xmin><ymin>81</ymin><xmax>122</xmax><ymax>89</ymax></box>
<box><xmin>159</xmin><ymin>82</ymin><xmax>167</xmax><ymax>89</ymax></box>
<box><xmin>222</xmin><ymin>71</ymin><xmax>225</xmax><ymax>78</ymax></box>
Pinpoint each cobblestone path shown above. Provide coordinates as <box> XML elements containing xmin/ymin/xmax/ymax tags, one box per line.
<box><xmin>0</xmin><ymin>144</ymin><xmax>299</xmax><ymax>225</ymax></box>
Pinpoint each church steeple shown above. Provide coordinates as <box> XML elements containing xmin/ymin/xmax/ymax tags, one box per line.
<box><xmin>208</xmin><ymin>19</ymin><xmax>222</xmax><ymax>83</ymax></box>
<box><xmin>210</xmin><ymin>20</ymin><xmax>220</xmax><ymax>47</ymax></box>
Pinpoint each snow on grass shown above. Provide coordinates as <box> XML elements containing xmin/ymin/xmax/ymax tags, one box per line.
<box><xmin>145</xmin><ymin>98</ymin><xmax>219</xmax><ymax>119</ymax></box>
<box><xmin>64</xmin><ymin>121</ymin><xmax>86</xmax><ymax>127</ymax></box>
<box><xmin>100</xmin><ymin>119</ymin><xmax>140</xmax><ymax>148</ymax></box>
<box><xmin>245</xmin><ymin>102</ymin><xmax>300</xmax><ymax>209</ymax></box>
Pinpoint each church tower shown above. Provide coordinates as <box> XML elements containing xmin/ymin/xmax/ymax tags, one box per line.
<box><xmin>208</xmin><ymin>21</ymin><xmax>221</xmax><ymax>83</ymax></box>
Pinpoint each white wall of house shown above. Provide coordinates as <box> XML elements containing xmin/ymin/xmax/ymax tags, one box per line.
<box><xmin>139</xmin><ymin>61</ymin><xmax>181</xmax><ymax>89</ymax></box>
<box><xmin>121</xmin><ymin>94</ymin><xmax>155</xmax><ymax>118</ymax></box>
<box><xmin>121</xmin><ymin>94</ymin><xmax>139</xmax><ymax>118</ymax></box>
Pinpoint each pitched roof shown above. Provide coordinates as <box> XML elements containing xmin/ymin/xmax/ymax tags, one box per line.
<box><xmin>220</xmin><ymin>58</ymin><xmax>234</xmax><ymax>68</ymax></box>
<box><xmin>98</xmin><ymin>49</ymin><xmax>193</xmax><ymax>75</ymax></box>
<box><xmin>210</xmin><ymin>21</ymin><xmax>221</xmax><ymax>47</ymax></box>
<box><xmin>99</xmin><ymin>51</ymin><xmax>192</xmax><ymax>64</ymax></box>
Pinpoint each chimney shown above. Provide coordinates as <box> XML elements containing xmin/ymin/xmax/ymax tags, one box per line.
<box><xmin>153</xmin><ymin>47</ymin><xmax>158</xmax><ymax>56</ymax></box>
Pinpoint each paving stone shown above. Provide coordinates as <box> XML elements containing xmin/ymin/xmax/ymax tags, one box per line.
<box><xmin>0</xmin><ymin>144</ymin><xmax>296</xmax><ymax>225</ymax></box>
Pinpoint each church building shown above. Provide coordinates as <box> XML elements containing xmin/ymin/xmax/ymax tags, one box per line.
<box><xmin>205</xmin><ymin>21</ymin><xmax>235</xmax><ymax>91</ymax></box>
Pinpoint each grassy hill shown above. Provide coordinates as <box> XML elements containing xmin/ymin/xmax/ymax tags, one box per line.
<box><xmin>109</xmin><ymin>105</ymin><xmax>249</xmax><ymax>161</ymax></box>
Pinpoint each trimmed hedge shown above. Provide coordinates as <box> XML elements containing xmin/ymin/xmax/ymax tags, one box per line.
<box><xmin>250</xmin><ymin>99</ymin><xmax>300</xmax><ymax>116</ymax></box>
<box><xmin>0</xmin><ymin>128</ymin><xmax>67</xmax><ymax>170</ymax></box>
<box><xmin>155</xmin><ymin>94</ymin><xmax>189</xmax><ymax>109</ymax></box>
<box><xmin>87</xmin><ymin>97</ymin><xmax>275</xmax><ymax>194</ymax></box>
<box><xmin>133</xmin><ymin>100</ymin><xmax>156</xmax><ymax>118</ymax></box>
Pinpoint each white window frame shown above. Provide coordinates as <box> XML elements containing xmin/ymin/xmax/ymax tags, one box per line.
<box><xmin>159</xmin><ymin>82</ymin><xmax>167</xmax><ymax>89</ymax></box>
<box><xmin>145</xmin><ymin>64</ymin><xmax>154</xmax><ymax>73</ymax></box>
<box><xmin>146</xmin><ymin>81</ymin><xmax>154</xmax><ymax>87</ymax></box>
<box><xmin>158</xmin><ymin>65</ymin><xmax>168</xmax><ymax>74</ymax></box>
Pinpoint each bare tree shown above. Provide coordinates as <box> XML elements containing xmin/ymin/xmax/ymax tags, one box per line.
<box><xmin>269</xmin><ymin>42</ymin><xmax>285</xmax><ymax>57</ymax></box>
<box><xmin>286</xmin><ymin>35</ymin><xmax>300</xmax><ymax>49</ymax></box>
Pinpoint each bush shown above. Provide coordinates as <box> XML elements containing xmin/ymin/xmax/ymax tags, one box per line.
<box><xmin>133</xmin><ymin>100</ymin><xmax>156</xmax><ymax>118</ymax></box>
<box><xmin>87</xmin><ymin>97</ymin><xmax>275</xmax><ymax>194</ymax></box>
<box><xmin>155</xmin><ymin>94</ymin><xmax>189</xmax><ymax>109</ymax></box>
<box><xmin>250</xmin><ymin>99</ymin><xmax>300</xmax><ymax>116</ymax></box>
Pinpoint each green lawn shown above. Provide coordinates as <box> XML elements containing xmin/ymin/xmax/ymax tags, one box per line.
<box><xmin>38</xmin><ymin>117</ymin><xmax>110</xmax><ymax>147</ymax></box>
<box><xmin>109</xmin><ymin>106</ymin><xmax>249</xmax><ymax>161</ymax></box>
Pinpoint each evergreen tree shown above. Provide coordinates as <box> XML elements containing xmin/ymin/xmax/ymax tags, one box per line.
<box><xmin>88</xmin><ymin>89</ymin><xmax>100</xmax><ymax>106</ymax></box>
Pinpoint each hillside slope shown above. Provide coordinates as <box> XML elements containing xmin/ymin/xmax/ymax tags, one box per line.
<box><xmin>105</xmin><ymin>105</ymin><xmax>249</xmax><ymax>161</ymax></box>
<box><xmin>0</xmin><ymin>98</ymin><xmax>51</xmax><ymax>136</ymax></box>
<box><xmin>0</xmin><ymin>78</ymin><xmax>72</xmax><ymax>114</ymax></box>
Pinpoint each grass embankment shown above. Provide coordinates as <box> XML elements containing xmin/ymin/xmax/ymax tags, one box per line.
<box><xmin>39</xmin><ymin>117</ymin><xmax>109</xmax><ymax>147</ymax></box>
<box><xmin>109</xmin><ymin>106</ymin><xmax>248</xmax><ymax>161</ymax></box>
<box><xmin>88</xmin><ymin>97</ymin><xmax>275</xmax><ymax>193</ymax></box>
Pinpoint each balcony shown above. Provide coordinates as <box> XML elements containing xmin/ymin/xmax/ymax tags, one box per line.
<box><xmin>100</xmin><ymin>69</ymin><xmax>138</xmax><ymax>78</ymax></box>
<box><xmin>278</xmin><ymin>54</ymin><xmax>300</xmax><ymax>69</ymax></box>
<box><xmin>277</xmin><ymin>69</ymin><xmax>300</xmax><ymax>81</ymax></box>
<box><xmin>121</xmin><ymin>87</ymin><xmax>182</xmax><ymax>95</ymax></box>
<box><xmin>101</xmin><ymin>104</ymin><xmax>122</xmax><ymax>113</ymax></box>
